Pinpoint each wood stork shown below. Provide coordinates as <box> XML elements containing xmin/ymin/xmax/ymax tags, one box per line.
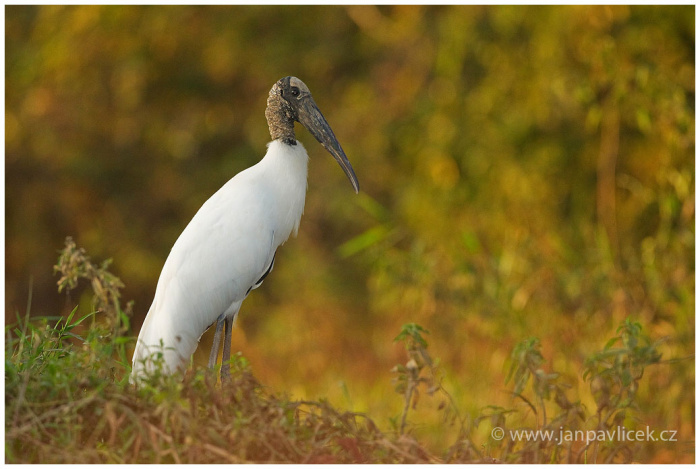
<box><xmin>131</xmin><ymin>76</ymin><xmax>359</xmax><ymax>383</ymax></box>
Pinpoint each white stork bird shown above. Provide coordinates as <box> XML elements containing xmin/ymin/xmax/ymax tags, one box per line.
<box><xmin>131</xmin><ymin>76</ymin><xmax>359</xmax><ymax>383</ymax></box>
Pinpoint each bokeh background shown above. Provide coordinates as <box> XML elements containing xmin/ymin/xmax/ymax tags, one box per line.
<box><xmin>5</xmin><ymin>5</ymin><xmax>694</xmax><ymax>462</ymax></box>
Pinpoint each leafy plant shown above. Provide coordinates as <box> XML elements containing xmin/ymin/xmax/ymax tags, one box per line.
<box><xmin>54</xmin><ymin>236</ymin><xmax>133</xmax><ymax>338</ymax></box>
<box><xmin>476</xmin><ymin>320</ymin><xmax>663</xmax><ymax>463</ymax></box>
<box><xmin>506</xmin><ymin>337</ymin><xmax>579</xmax><ymax>428</ymax></box>
<box><xmin>392</xmin><ymin>323</ymin><xmax>437</xmax><ymax>435</ymax></box>
<box><xmin>582</xmin><ymin>318</ymin><xmax>663</xmax><ymax>462</ymax></box>
<box><xmin>5</xmin><ymin>247</ymin><xmax>455</xmax><ymax>463</ymax></box>
<box><xmin>391</xmin><ymin>323</ymin><xmax>464</xmax><ymax>444</ymax></box>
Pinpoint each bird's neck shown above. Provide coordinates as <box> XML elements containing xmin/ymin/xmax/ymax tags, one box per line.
<box><xmin>262</xmin><ymin>140</ymin><xmax>309</xmax><ymax>188</ymax></box>
<box><xmin>262</xmin><ymin>140</ymin><xmax>309</xmax><ymax>240</ymax></box>
<box><xmin>265</xmin><ymin>85</ymin><xmax>296</xmax><ymax>145</ymax></box>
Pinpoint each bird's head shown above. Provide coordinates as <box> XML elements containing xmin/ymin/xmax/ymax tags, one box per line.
<box><xmin>267</xmin><ymin>76</ymin><xmax>359</xmax><ymax>193</ymax></box>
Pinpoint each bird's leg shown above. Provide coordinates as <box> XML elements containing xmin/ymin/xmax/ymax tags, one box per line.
<box><xmin>221</xmin><ymin>315</ymin><xmax>234</xmax><ymax>383</ymax></box>
<box><xmin>207</xmin><ymin>314</ymin><xmax>225</xmax><ymax>370</ymax></box>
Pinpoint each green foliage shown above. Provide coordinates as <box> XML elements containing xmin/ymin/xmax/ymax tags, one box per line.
<box><xmin>394</xmin><ymin>322</ymin><xmax>430</xmax><ymax>350</ymax></box>
<box><xmin>7</xmin><ymin>254</ymin><xmax>441</xmax><ymax>463</ymax></box>
<box><xmin>584</xmin><ymin>318</ymin><xmax>663</xmax><ymax>424</ymax></box>
<box><xmin>2</xmin><ymin>244</ymin><xmax>685</xmax><ymax>463</ymax></box>
<box><xmin>473</xmin><ymin>322</ymin><xmax>663</xmax><ymax>463</ymax></box>
<box><xmin>54</xmin><ymin>236</ymin><xmax>133</xmax><ymax>338</ymax></box>
<box><xmin>391</xmin><ymin>324</ymin><xmax>443</xmax><ymax>435</ymax></box>
<box><xmin>506</xmin><ymin>337</ymin><xmax>570</xmax><ymax>425</ymax></box>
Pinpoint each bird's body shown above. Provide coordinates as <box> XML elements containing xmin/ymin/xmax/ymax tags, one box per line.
<box><xmin>131</xmin><ymin>77</ymin><xmax>358</xmax><ymax>382</ymax></box>
<box><xmin>132</xmin><ymin>140</ymin><xmax>308</xmax><ymax>378</ymax></box>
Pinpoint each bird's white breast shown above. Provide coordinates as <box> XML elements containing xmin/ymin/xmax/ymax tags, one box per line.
<box><xmin>255</xmin><ymin>139</ymin><xmax>309</xmax><ymax>242</ymax></box>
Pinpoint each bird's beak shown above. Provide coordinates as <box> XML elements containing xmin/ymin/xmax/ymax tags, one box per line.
<box><xmin>297</xmin><ymin>98</ymin><xmax>360</xmax><ymax>193</ymax></box>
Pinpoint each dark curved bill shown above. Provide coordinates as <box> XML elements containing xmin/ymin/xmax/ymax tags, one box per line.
<box><xmin>297</xmin><ymin>98</ymin><xmax>360</xmax><ymax>193</ymax></box>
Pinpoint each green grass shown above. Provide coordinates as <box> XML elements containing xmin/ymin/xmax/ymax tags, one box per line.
<box><xmin>4</xmin><ymin>238</ymin><xmax>688</xmax><ymax>463</ymax></box>
<box><xmin>5</xmin><ymin>311</ymin><xmax>444</xmax><ymax>463</ymax></box>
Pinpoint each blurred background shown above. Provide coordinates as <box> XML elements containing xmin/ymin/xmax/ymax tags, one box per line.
<box><xmin>5</xmin><ymin>5</ymin><xmax>694</xmax><ymax>462</ymax></box>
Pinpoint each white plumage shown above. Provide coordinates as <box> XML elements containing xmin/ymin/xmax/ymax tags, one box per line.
<box><xmin>131</xmin><ymin>77</ymin><xmax>358</xmax><ymax>383</ymax></box>
<box><xmin>132</xmin><ymin>140</ymin><xmax>308</xmax><ymax>378</ymax></box>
